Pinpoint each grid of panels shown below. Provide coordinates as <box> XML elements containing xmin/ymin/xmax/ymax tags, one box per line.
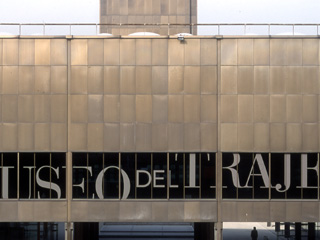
<box><xmin>72</xmin><ymin>152</ymin><xmax>216</xmax><ymax>200</ymax></box>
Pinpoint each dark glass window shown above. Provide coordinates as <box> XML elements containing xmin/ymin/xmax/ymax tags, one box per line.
<box><xmin>169</xmin><ymin>153</ymin><xmax>184</xmax><ymax>199</ymax></box>
<box><xmin>201</xmin><ymin>153</ymin><xmax>216</xmax><ymax>199</ymax></box>
<box><xmin>253</xmin><ymin>153</ymin><xmax>269</xmax><ymax>199</ymax></box>
<box><xmin>121</xmin><ymin>153</ymin><xmax>135</xmax><ymax>199</ymax></box>
<box><xmin>302</xmin><ymin>153</ymin><xmax>318</xmax><ymax>199</ymax></box>
<box><xmin>153</xmin><ymin>153</ymin><xmax>167</xmax><ymax>199</ymax></box>
<box><xmin>19</xmin><ymin>153</ymin><xmax>35</xmax><ymax>199</ymax></box>
<box><xmin>136</xmin><ymin>153</ymin><xmax>152</xmax><ymax>199</ymax></box>
<box><xmin>88</xmin><ymin>153</ymin><xmax>103</xmax><ymax>199</ymax></box>
<box><xmin>271</xmin><ymin>154</ymin><xmax>286</xmax><ymax>199</ymax></box>
<box><xmin>104</xmin><ymin>153</ymin><xmax>119</xmax><ymax>199</ymax></box>
<box><xmin>237</xmin><ymin>153</ymin><xmax>253</xmax><ymax>199</ymax></box>
<box><xmin>222</xmin><ymin>153</ymin><xmax>237</xmax><ymax>199</ymax></box>
<box><xmin>3</xmin><ymin>153</ymin><xmax>17</xmax><ymax>199</ymax></box>
<box><xmin>35</xmin><ymin>153</ymin><xmax>51</xmax><ymax>199</ymax></box>
<box><xmin>287</xmin><ymin>154</ymin><xmax>301</xmax><ymax>199</ymax></box>
<box><xmin>51</xmin><ymin>153</ymin><xmax>66</xmax><ymax>199</ymax></box>
<box><xmin>185</xmin><ymin>153</ymin><xmax>200</xmax><ymax>199</ymax></box>
<box><xmin>72</xmin><ymin>153</ymin><xmax>88</xmax><ymax>199</ymax></box>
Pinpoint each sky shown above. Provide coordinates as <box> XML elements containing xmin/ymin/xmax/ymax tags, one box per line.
<box><xmin>0</xmin><ymin>0</ymin><xmax>319</xmax><ymax>35</ymax></box>
<box><xmin>0</xmin><ymin>0</ymin><xmax>319</xmax><ymax>23</ymax></box>
<box><xmin>199</xmin><ymin>0</ymin><xmax>320</xmax><ymax>24</ymax></box>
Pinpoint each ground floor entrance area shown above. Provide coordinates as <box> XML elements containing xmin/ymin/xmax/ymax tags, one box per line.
<box><xmin>0</xmin><ymin>222</ymin><xmax>320</xmax><ymax>240</ymax></box>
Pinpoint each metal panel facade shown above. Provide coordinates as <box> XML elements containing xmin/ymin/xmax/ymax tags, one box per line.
<box><xmin>0</xmin><ymin>36</ymin><xmax>319</xmax><ymax>223</ymax></box>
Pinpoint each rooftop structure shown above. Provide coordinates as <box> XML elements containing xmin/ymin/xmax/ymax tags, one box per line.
<box><xmin>99</xmin><ymin>0</ymin><xmax>197</xmax><ymax>35</ymax></box>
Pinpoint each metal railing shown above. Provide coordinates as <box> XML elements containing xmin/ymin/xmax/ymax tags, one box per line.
<box><xmin>0</xmin><ymin>23</ymin><xmax>319</xmax><ymax>36</ymax></box>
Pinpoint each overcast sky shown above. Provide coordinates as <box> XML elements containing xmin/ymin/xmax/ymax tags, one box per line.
<box><xmin>0</xmin><ymin>0</ymin><xmax>319</xmax><ymax>23</ymax></box>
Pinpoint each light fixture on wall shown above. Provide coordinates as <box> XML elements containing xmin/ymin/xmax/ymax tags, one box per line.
<box><xmin>177</xmin><ymin>35</ymin><xmax>185</xmax><ymax>41</ymax></box>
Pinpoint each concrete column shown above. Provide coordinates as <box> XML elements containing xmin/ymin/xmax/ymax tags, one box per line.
<box><xmin>275</xmin><ymin>222</ymin><xmax>280</xmax><ymax>232</ymax></box>
<box><xmin>194</xmin><ymin>222</ymin><xmax>215</xmax><ymax>240</ymax></box>
<box><xmin>74</xmin><ymin>223</ymin><xmax>99</xmax><ymax>240</ymax></box>
<box><xmin>308</xmin><ymin>222</ymin><xmax>315</xmax><ymax>240</ymax></box>
<box><xmin>285</xmin><ymin>222</ymin><xmax>290</xmax><ymax>238</ymax></box>
<box><xmin>295</xmin><ymin>222</ymin><xmax>301</xmax><ymax>240</ymax></box>
<box><xmin>215</xmin><ymin>222</ymin><xmax>223</xmax><ymax>240</ymax></box>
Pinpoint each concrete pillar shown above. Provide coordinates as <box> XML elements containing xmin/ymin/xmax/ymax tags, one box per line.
<box><xmin>194</xmin><ymin>222</ymin><xmax>215</xmax><ymax>240</ymax></box>
<box><xmin>308</xmin><ymin>222</ymin><xmax>315</xmax><ymax>240</ymax></box>
<box><xmin>74</xmin><ymin>222</ymin><xmax>99</xmax><ymax>240</ymax></box>
<box><xmin>295</xmin><ymin>222</ymin><xmax>301</xmax><ymax>240</ymax></box>
<box><xmin>215</xmin><ymin>222</ymin><xmax>223</xmax><ymax>240</ymax></box>
<box><xmin>285</xmin><ymin>222</ymin><xmax>290</xmax><ymax>238</ymax></box>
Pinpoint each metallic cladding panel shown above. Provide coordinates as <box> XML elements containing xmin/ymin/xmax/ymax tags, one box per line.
<box><xmin>104</xmin><ymin>66</ymin><xmax>120</xmax><ymax>94</ymax></box>
<box><xmin>302</xmin><ymin>202</ymin><xmax>319</xmax><ymax>222</ymax></box>
<box><xmin>253</xmin><ymin>39</ymin><xmax>269</xmax><ymax>65</ymax></box>
<box><xmin>35</xmin><ymin>123</ymin><xmax>50</xmax><ymax>150</ymax></box>
<box><xmin>286</xmin><ymin>202</ymin><xmax>302</xmax><ymax>222</ymax></box>
<box><xmin>254</xmin><ymin>123</ymin><xmax>270</xmax><ymax>152</ymax></box>
<box><xmin>3</xmin><ymin>39</ymin><xmax>18</xmax><ymax>65</ymax></box>
<box><xmin>88</xmin><ymin>39</ymin><xmax>104</xmax><ymax>65</ymax></box>
<box><xmin>238</xmin><ymin>95</ymin><xmax>253</xmax><ymax>123</ymax></box>
<box><xmin>221</xmin><ymin>123</ymin><xmax>237</xmax><ymax>151</ymax></box>
<box><xmin>237</xmin><ymin>66</ymin><xmax>253</xmax><ymax>94</ymax></box>
<box><xmin>152</xmin><ymin>39</ymin><xmax>168</xmax><ymax>65</ymax></box>
<box><xmin>35</xmin><ymin>66</ymin><xmax>50</xmax><ymax>94</ymax></box>
<box><xmin>152</xmin><ymin>95</ymin><xmax>168</xmax><ymax>123</ymax></box>
<box><xmin>71</xmin><ymin>95</ymin><xmax>88</xmax><ymax>122</ymax></box>
<box><xmin>221</xmin><ymin>39</ymin><xmax>237</xmax><ymax>65</ymax></box>
<box><xmin>35</xmin><ymin>39</ymin><xmax>51</xmax><ymax>65</ymax></box>
<box><xmin>71</xmin><ymin>40</ymin><xmax>88</xmax><ymax>65</ymax></box>
<box><xmin>253</xmin><ymin>202</ymin><xmax>270</xmax><ymax>222</ymax></box>
<box><xmin>3</xmin><ymin>66</ymin><xmax>18</xmax><ymax>94</ymax></box>
<box><xmin>201</xmin><ymin>66</ymin><xmax>217</xmax><ymax>94</ymax></box>
<box><xmin>237</xmin><ymin>39</ymin><xmax>253</xmax><ymax>66</ymax></box>
<box><xmin>303</xmin><ymin>39</ymin><xmax>319</xmax><ymax>65</ymax></box>
<box><xmin>51</xmin><ymin>66</ymin><xmax>68</xmax><ymax>94</ymax></box>
<box><xmin>136</xmin><ymin>66</ymin><xmax>152</xmax><ymax>94</ymax></box>
<box><xmin>104</xmin><ymin>123</ymin><xmax>120</xmax><ymax>151</ymax></box>
<box><xmin>18</xmin><ymin>95</ymin><xmax>34</xmax><ymax>122</ymax></box>
<box><xmin>51</xmin><ymin>123</ymin><xmax>67</xmax><ymax>151</ymax></box>
<box><xmin>88</xmin><ymin>123</ymin><xmax>104</xmax><ymax>151</ymax></box>
<box><xmin>135</xmin><ymin>123</ymin><xmax>152</xmax><ymax>151</ymax></box>
<box><xmin>152</xmin><ymin>123</ymin><xmax>168</xmax><ymax>151</ymax></box>
<box><xmin>18</xmin><ymin>123</ymin><xmax>34</xmax><ymax>151</ymax></box>
<box><xmin>200</xmin><ymin>39</ymin><xmax>217</xmax><ymax>65</ymax></box>
<box><xmin>201</xmin><ymin>123</ymin><xmax>217</xmax><ymax>151</ymax></box>
<box><xmin>221</xmin><ymin>66</ymin><xmax>237</xmax><ymax>94</ymax></box>
<box><xmin>136</xmin><ymin>39</ymin><xmax>152</xmax><ymax>65</ymax></box>
<box><xmin>286</xmin><ymin>66</ymin><xmax>302</xmax><ymax>94</ymax></box>
<box><xmin>88</xmin><ymin>66</ymin><xmax>104</xmax><ymax>94</ymax></box>
<box><xmin>70</xmin><ymin>123</ymin><xmax>87</xmax><ymax>151</ymax></box>
<box><xmin>237</xmin><ymin>123</ymin><xmax>253</xmax><ymax>151</ymax></box>
<box><xmin>286</xmin><ymin>124</ymin><xmax>302</xmax><ymax>151</ymax></box>
<box><xmin>51</xmin><ymin>39</ymin><xmax>67</xmax><ymax>65</ymax></box>
<box><xmin>168</xmin><ymin>123</ymin><xmax>184</xmax><ymax>151</ymax></box>
<box><xmin>104</xmin><ymin>95</ymin><xmax>120</xmax><ymax>122</ymax></box>
<box><xmin>184</xmin><ymin>66</ymin><xmax>200</xmax><ymax>94</ymax></box>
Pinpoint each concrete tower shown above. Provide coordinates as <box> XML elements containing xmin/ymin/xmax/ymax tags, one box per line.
<box><xmin>100</xmin><ymin>0</ymin><xmax>197</xmax><ymax>35</ymax></box>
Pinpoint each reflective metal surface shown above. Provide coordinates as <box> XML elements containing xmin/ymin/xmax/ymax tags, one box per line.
<box><xmin>0</xmin><ymin>36</ymin><xmax>319</xmax><ymax>223</ymax></box>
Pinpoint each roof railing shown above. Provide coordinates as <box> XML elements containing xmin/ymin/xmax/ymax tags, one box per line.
<box><xmin>0</xmin><ymin>23</ymin><xmax>319</xmax><ymax>36</ymax></box>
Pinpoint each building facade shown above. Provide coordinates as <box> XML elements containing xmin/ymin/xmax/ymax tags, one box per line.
<box><xmin>0</xmin><ymin>35</ymin><xmax>319</xmax><ymax>239</ymax></box>
<box><xmin>100</xmin><ymin>0</ymin><xmax>197</xmax><ymax>35</ymax></box>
